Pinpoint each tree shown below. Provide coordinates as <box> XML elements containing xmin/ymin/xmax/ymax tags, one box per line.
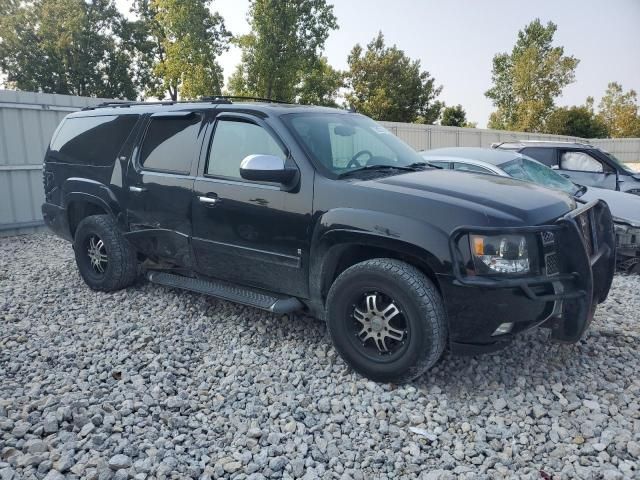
<box><xmin>228</xmin><ymin>0</ymin><xmax>337</xmax><ymax>102</ymax></box>
<box><xmin>0</xmin><ymin>0</ymin><xmax>136</xmax><ymax>99</ymax></box>
<box><xmin>546</xmin><ymin>98</ymin><xmax>608</xmax><ymax>138</ymax></box>
<box><xmin>486</xmin><ymin>19</ymin><xmax>579</xmax><ymax>132</ymax></box>
<box><xmin>441</xmin><ymin>105</ymin><xmax>469</xmax><ymax>127</ymax></box>
<box><xmin>132</xmin><ymin>0</ymin><xmax>230</xmax><ymax>101</ymax></box>
<box><xmin>345</xmin><ymin>32</ymin><xmax>442</xmax><ymax>123</ymax></box>
<box><xmin>297</xmin><ymin>58</ymin><xmax>343</xmax><ymax>107</ymax></box>
<box><xmin>597</xmin><ymin>82</ymin><xmax>640</xmax><ymax>138</ymax></box>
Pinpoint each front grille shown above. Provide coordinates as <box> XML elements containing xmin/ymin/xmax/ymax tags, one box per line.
<box><xmin>541</xmin><ymin>231</ymin><xmax>555</xmax><ymax>246</ymax></box>
<box><xmin>545</xmin><ymin>252</ymin><xmax>560</xmax><ymax>276</ymax></box>
<box><xmin>577</xmin><ymin>212</ymin><xmax>593</xmax><ymax>256</ymax></box>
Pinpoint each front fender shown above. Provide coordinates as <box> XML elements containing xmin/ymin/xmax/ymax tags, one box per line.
<box><xmin>308</xmin><ymin>208</ymin><xmax>452</xmax><ymax>310</ymax></box>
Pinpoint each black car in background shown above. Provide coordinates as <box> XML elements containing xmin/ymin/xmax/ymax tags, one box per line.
<box><xmin>494</xmin><ymin>141</ymin><xmax>640</xmax><ymax>195</ymax></box>
<box><xmin>41</xmin><ymin>99</ymin><xmax>616</xmax><ymax>383</ymax></box>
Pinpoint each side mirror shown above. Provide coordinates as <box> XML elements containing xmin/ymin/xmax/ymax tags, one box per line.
<box><xmin>239</xmin><ymin>154</ymin><xmax>297</xmax><ymax>184</ymax></box>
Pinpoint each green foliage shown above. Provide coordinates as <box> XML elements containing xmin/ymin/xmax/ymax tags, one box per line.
<box><xmin>546</xmin><ymin>98</ymin><xmax>608</xmax><ymax>138</ymax></box>
<box><xmin>0</xmin><ymin>0</ymin><xmax>136</xmax><ymax>98</ymax></box>
<box><xmin>441</xmin><ymin>105</ymin><xmax>469</xmax><ymax>127</ymax></box>
<box><xmin>345</xmin><ymin>32</ymin><xmax>442</xmax><ymax>123</ymax></box>
<box><xmin>486</xmin><ymin>19</ymin><xmax>579</xmax><ymax>132</ymax></box>
<box><xmin>597</xmin><ymin>82</ymin><xmax>640</xmax><ymax>138</ymax></box>
<box><xmin>228</xmin><ymin>0</ymin><xmax>337</xmax><ymax>102</ymax></box>
<box><xmin>132</xmin><ymin>0</ymin><xmax>230</xmax><ymax>100</ymax></box>
<box><xmin>297</xmin><ymin>58</ymin><xmax>343</xmax><ymax>107</ymax></box>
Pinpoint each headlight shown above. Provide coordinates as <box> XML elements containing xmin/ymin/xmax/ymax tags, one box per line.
<box><xmin>470</xmin><ymin>234</ymin><xmax>530</xmax><ymax>274</ymax></box>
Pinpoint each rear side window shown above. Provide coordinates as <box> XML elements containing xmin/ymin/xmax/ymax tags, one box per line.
<box><xmin>207</xmin><ymin>120</ymin><xmax>285</xmax><ymax>179</ymax></box>
<box><xmin>453</xmin><ymin>162</ymin><xmax>492</xmax><ymax>174</ymax></box>
<box><xmin>521</xmin><ymin>147</ymin><xmax>557</xmax><ymax>167</ymax></box>
<box><xmin>140</xmin><ymin>114</ymin><xmax>201</xmax><ymax>173</ymax></box>
<box><xmin>50</xmin><ymin>115</ymin><xmax>139</xmax><ymax>166</ymax></box>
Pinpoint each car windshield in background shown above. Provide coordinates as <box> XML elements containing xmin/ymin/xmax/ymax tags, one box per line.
<box><xmin>501</xmin><ymin>157</ymin><xmax>580</xmax><ymax>196</ymax></box>
<box><xmin>283</xmin><ymin>113</ymin><xmax>426</xmax><ymax>177</ymax></box>
<box><xmin>600</xmin><ymin>149</ymin><xmax>635</xmax><ymax>175</ymax></box>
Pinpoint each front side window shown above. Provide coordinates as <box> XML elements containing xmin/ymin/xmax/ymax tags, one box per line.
<box><xmin>207</xmin><ymin>120</ymin><xmax>286</xmax><ymax>179</ymax></box>
<box><xmin>283</xmin><ymin>113</ymin><xmax>425</xmax><ymax>176</ymax></box>
<box><xmin>560</xmin><ymin>151</ymin><xmax>604</xmax><ymax>173</ymax></box>
<box><xmin>140</xmin><ymin>114</ymin><xmax>201</xmax><ymax>173</ymax></box>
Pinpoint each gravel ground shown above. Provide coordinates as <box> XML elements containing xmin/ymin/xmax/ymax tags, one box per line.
<box><xmin>1</xmin><ymin>233</ymin><xmax>639</xmax><ymax>480</ymax></box>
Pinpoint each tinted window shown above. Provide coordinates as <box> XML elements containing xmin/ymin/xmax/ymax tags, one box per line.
<box><xmin>453</xmin><ymin>162</ymin><xmax>492</xmax><ymax>174</ymax></box>
<box><xmin>207</xmin><ymin>120</ymin><xmax>285</xmax><ymax>179</ymax></box>
<box><xmin>140</xmin><ymin>115</ymin><xmax>201</xmax><ymax>173</ymax></box>
<box><xmin>521</xmin><ymin>147</ymin><xmax>557</xmax><ymax>167</ymax></box>
<box><xmin>50</xmin><ymin>115</ymin><xmax>138</xmax><ymax>166</ymax></box>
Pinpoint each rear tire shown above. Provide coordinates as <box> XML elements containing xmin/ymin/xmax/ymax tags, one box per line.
<box><xmin>326</xmin><ymin>258</ymin><xmax>447</xmax><ymax>383</ymax></box>
<box><xmin>73</xmin><ymin>214</ymin><xmax>138</xmax><ymax>292</ymax></box>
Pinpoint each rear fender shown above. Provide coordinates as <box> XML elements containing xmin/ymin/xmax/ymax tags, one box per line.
<box><xmin>62</xmin><ymin>178</ymin><xmax>125</xmax><ymax>230</ymax></box>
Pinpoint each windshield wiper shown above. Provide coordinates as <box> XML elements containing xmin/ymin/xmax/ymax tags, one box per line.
<box><xmin>338</xmin><ymin>164</ymin><xmax>418</xmax><ymax>178</ymax></box>
<box><xmin>406</xmin><ymin>161</ymin><xmax>431</xmax><ymax>169</ymax></box>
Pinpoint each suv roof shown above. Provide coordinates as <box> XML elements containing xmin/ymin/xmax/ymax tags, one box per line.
<box><xmin>71</xmin><ymin>96</ymin><xmax>344</xmax><ymax>118</ymax></box>
<box><xmin>493</xmin><ymin>140</ymin><xmax>596</xmax><ymax>150</ymax></box>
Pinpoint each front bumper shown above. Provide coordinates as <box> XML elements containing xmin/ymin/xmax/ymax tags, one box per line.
<box><xmin>442</xmin><ymin>200</ymin><xmax>615</xmax><ymax>354</ymax></box>
<box><xmin>42</xmin><ymin>203</ymin><xmax>73</xmax><ymax>241</ymax></box>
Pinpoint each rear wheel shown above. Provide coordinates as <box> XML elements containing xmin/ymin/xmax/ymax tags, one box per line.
<box><xmin>73</xmin><ymin>215</ymin><xmax>138</xmax><ymax>291</ymax></box>
<box><xmin>326</xmin><ymin>258</ymin><xmax>447</xmax><ymax>383</ymax></box>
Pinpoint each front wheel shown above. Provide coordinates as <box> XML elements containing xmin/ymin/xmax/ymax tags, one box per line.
<box><xmin>73</xmin><ymin>214</ymin><xmax>138</xmax><ymax>292</ymax></box>
<box><xmin>326</xmin><ymin>259</ymin><xmax>447</xmax><ymax>383</ymax></box>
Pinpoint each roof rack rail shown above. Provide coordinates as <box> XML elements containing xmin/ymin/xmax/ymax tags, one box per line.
<box><xmin>81</xmin><ymin>95</ymin><xmax>293</xmax><ymax>111</ymax></box>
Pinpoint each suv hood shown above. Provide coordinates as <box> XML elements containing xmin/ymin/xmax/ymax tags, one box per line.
<box><xmin>580</xmin><ymin>186</ymin><xmax>640</xmax><ymax>226</ymax></box>
<box><xmin>359</xmin><ymin>169</ymin><xmax>576</xmax><ymax>226</ymax></box>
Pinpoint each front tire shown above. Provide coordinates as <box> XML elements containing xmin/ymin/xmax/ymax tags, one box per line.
<box><xmin>73</xmin><ymin>215</ymin><xmax>138</xmax><ymax>292</ymax></box>
<box><xmin>326</xmin><ymin>259</ymin><xmax>447</xmax><ymax>383</ymax></box>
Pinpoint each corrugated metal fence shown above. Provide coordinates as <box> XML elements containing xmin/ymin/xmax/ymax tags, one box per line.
<box><xmin>0</xmin><ymin>90</ymin><xmax>114</xmax><ymax>236</ymax></box>
<box><xmin>1</xmin><ymin>89</ymin><xmax>639</xmax><ymax>236</ymax></box>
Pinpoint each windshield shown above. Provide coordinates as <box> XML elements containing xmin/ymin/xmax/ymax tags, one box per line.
<box><xmin>283</xmin><ymin>113</ymin><xmax>426</xmax><ymax>177</ymax></box>
<box><xmin>600</xmin><ymin>149</ymin><xmax>635</xmax><ymax>174</ymax></box>
<box><xmin>501</xmin><ymin>156</ymin><xmax>580</xmax><ymax>196</ymax></box>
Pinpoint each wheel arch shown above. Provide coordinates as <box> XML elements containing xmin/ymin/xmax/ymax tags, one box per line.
<box><xmin>309</xmin><ymin>229</ymin><xmax>449</xmax><ymax>315</ymax></box>
<box><xmin>62</xmin><ymin>178</ymin><xmax>125</xmax><ymax>238</ymax></box>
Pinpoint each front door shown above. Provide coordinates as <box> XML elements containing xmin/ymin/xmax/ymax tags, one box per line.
<box><xmin>191</xmin><ymin>112</ymin><xmax>313</xmax><ymax>298</ymax></box>
<box><xmin>126</xmin><ymin>111</ymin><xmax>205</xmax><ymax>267</ymax></box>
<box><xmin>557</xmin><ymin>149</ymin><xmax>617</xmax><ymax>190</ymax></box>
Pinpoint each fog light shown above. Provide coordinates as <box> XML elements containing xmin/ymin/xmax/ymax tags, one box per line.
<box><xmin>492</xmin><ymin>322</ymin><xmax>514</xmax><ymax>336</ymax></box>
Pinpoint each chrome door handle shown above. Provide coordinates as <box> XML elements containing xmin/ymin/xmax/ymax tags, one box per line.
<box><xmin>129</xmin><ymin>186</ymin><xmax>146</xmax><ymax>193</ymax></box>
<box><xmin>198</xmin><ymin>196</ymin><xmax>218</xmax><ymax>205</ymax></box>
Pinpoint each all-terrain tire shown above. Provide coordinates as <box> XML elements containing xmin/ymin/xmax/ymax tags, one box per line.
<box><xmin>73</xmin><ymin>214</ymin><xmax>138</xmax><ymax>292</ymax></box>
<box><xmin>326</xmin><ymin>258</ymin><xmax>447</xmax><ymax>383</ymax></box>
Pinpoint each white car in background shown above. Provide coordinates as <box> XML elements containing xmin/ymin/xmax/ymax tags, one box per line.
<box><xmin>420</xmin><ymin>147</ymin><xmax>640</xmax><ymax>273</ymax></box>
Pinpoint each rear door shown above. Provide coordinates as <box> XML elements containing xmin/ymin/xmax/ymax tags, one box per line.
<box><xmin>191</xmin><ymin>111</ymin><xmax>313</xmax><ymax>297</ymax></box>
<box><xmin>125</xmin><ymin>111</ymin><xmax>207</xmax><ymax>267</ymax></box>
<box><xmin>556</xmin><ymin>149</ymin><xmax>617</xmax><ymax>190</ymax></box>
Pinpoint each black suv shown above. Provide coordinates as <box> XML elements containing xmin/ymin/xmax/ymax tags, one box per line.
<box><xmin>494</xmin><ymin>141</ymin><xmax>640</xmax><ymax>195</ymax></box>
<box><xmin>42</xmin><ymin>99</ymin><xmax>615</xmax><ymax>383</ymax></box>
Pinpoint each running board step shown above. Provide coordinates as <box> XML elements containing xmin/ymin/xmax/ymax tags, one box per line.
<box><xmin>146</xmin><ymin>271</ymin><xmax>303</xmax><ymax>314</ymax></box>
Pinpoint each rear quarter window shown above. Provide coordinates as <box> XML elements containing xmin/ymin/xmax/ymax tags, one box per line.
<box><xmin>49</xmin><ymin>115</ymin><xmax>139</xmax><ymax>166</ymax></box>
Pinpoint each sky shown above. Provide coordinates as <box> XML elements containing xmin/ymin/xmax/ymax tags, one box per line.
<box><xmin>119</xmin><ymin>0</ymin><xmax>640</xmax><ymax>127</ymax></box>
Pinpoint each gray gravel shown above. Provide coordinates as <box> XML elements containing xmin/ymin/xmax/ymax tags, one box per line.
<box><xmin>1</xmin><ymin>233</ymin><xmax>639</xmax><ymax>479</ymax></box>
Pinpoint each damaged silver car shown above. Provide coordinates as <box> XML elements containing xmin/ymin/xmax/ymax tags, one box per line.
<box><xmin>420</xmin><ymin>147</ymin><xmax>640</xmax><ymax>273</ymax></box>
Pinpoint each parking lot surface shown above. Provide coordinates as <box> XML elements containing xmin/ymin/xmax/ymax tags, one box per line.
<box><xmin>1</xmin><ymin>234</ymin><xmax>639</xmax><ymax>479</ymax></box>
